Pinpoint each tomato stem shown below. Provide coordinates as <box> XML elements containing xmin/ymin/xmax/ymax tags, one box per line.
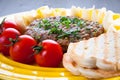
<box><xmin>0</xmin><ymin>18</ymin><xmax>6</xmax><ymax>34</ymax></box>
<box><xmin>0</xmin><ymin>18</ymin><xmax>6</xmax><ymax>26</ymax></box>
<box><xmin>8</xmin><ymin>35</ymin><xmax>19</xmax><ymax>46</ymax></box>
<box><xmin>33</xmin><ymin>45</ymin><xmax>43</xmax><ymax>54</ymax></box>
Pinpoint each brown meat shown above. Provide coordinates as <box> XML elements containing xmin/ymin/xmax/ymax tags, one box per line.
<box><xmin>25</xmin><ymin>16</ymin><xmax>104</xmax><ymax>52</ymax></box>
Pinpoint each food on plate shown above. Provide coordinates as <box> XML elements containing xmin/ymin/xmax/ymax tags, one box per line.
<box><xmin>0</xmin><ymin>28</ymin><xmax>21</xmax><ymax>55</ymax></box>
<box><xmin>25</xmin><ymin>16</ymin><xmax>104</xmax><ymax>52</ymax></box>
<box><xmin>34</xmin><ymin>39</ymin><xmax>63</xmax><ymax>67</ymax></box>
<box><xmin>0</xmin><ymin>6</ymin><xmax>120</xmax><ymax>79</ymax></box>
<box><xmin>9</xmin><ymin>35</ymin><xmax>37</xmax><ymax>64</ymax></box>
<box><xmin>63</xmin><ymin>27</ymin><xmax>120</xmax><ymax>78</ymax></box>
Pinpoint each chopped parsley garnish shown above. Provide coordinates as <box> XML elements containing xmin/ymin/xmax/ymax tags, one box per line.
<box><xmin>49</xmin><ymin>27</ymin><xmax>63</xmax><ymax>34</ymax></box>
<box><xmin>60</xmin><ymin>16</ymin><xmax>72</xmax><ymax>28</ymax></box>
<box><xmin>42</xmin><ymin>19</ymin><xmax>49</xmax><ymax>23</ymax></box>
<box><xmin>36</xmin><ymin>16</ymin><xmax>86</xmax><ymax>39</ymax></box>
<box><xmin>39</xmin><ymin>19</ymin><xmax>52</xmax><ymax>30</ymax></box>
<box><xmin>72</xmin><ymin>18</ymin><xmax>85</xmax><ymax>28</ymax></box>
<box><xmin>72</xmin><ymin>17</ymin><xmax>80</xmax><ymax>24</ymax></box>
<box><xmin>53</xmin><ymin>21</ymin><xmax>60</xmax><ymax>27</ymax></box>
<box><xmin>57</xmin><ymin>29</ymin><xmax>80</xmax><ymax>39</ymax></box>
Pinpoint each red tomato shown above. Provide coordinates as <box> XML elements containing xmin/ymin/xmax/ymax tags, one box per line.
<box><xmin>1</xmin><ymin>19</ymin><xmax>25</xmax><ymax>34</ymax></box>
<box><xmin>34</xmin><ymin>39</ymin><xmax>63</xmax><ymax>67</ymax></box>
<box><xmin>0</xmin><ymin>28</ymin><xmax>21</xmax><ymax>55</ymax></box>
<box><xmin>10</xmin><ymin>35</ymin><xmax>37</xmax><ymax>64</ymax></box>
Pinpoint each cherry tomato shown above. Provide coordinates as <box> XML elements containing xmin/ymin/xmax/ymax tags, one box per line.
<box><xmin>0</xmin><ymin>28</ymin><xmax>21</xmax><ymax>55</ymax></box>
<box><xmin>34</xmin><ymin>39</ymin><xmax>63</xmax><ymax>67</ymax></box>
<box><xmin>0</xmin><ymin>19</ymin><xmax>25</xmax><ymax>34</ymax></box>
<box><xmin>10</xmin><ymin>35</ymin><xmax>37</xmax><ymax>64</ymax></box>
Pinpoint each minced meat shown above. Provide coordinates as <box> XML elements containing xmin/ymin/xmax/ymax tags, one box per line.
<box><xmin>25</xmin><ymin>16</ymin><xmax>104</xmax><ymax>52</ymax></box>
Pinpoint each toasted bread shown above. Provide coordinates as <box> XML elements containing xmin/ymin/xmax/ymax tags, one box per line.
<box><xmin>63</xmin><ymin>26</ymin><xmax>120</xmax><ymax>78</ymax></box>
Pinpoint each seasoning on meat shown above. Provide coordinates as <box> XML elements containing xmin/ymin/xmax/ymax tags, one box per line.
<box><xmin>25</xmin><ymin>16</ymin><xmax>104</xmax><ymax>52</ymax></box>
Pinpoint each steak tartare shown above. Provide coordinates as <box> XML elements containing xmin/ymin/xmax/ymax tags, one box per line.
<box><xmin>25</xmin><ymin>16</ymin><xmax>104</xmax><ymax>52</ymax></box>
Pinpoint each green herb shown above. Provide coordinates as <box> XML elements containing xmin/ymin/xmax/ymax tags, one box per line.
<box><xmin>57</xmin><ymin>32</ymin><xmax>70</xmax><ymax>38</ymax></box>
<box><xmin>36</xmin><ymin>16</ymin><xmax>88</xmax><ymax>39</ymax></box>
<box><xmin>72</xmin><ymin>18</ymin><xmax>80</xmax><ymax>24</ymax></box>
<box><xmin>72</xmin><ymin>18</ymin><xmax>85</xmax><ymax>28</ymax></box>
<box><xmin>53</xmin><ymin>21</ymin><xmax>60</xmax><ymax>27</ymax></box>
<box><xmin>93</xmin><ymin>29</ymin><xmax>97</xmax><ymax>32</ymax></box>
<box><xmin>60</xmin><ymin>16</ymin><xmax>68</xmax><ymax>22</ymax></box>
<box><xmin>37</xmin><ymin>22</ymin><xmax>43</xmax><ymax>28</ymax></box>
<box><xmin>78</xmin><ymin>20</ymin><xmax>85</xmax><ymax>28</ymax></box>
<box><xmin>44</xmin><ymin>23</ymin><xmax>51</xmax><ymax>30</ymax></box>
<box><xmin>85</xmin><ymin>27</ymin><xmax>91</xmax><ymax>31</ymax></box>
<box><xmin>60</xmin><ymin>16</ymin><xmax>71</xmax><ymax>28</ymax></box>
<box><xmin>42</xmin><ymin>19</ymin><xmax>49</xmax><ymax>23</ymax></box>
<box><xmin>41</xmin><ymin>19</ymin><xmax>51</xmax><ymax>30</ymax></box>
<box><xmin>57</xmin><ymin>29</ymin><xmax>80</xmax><ymax>39</ymax></box>
<box><xmin>49</xmin><ymin>27</ymin><xmax>63</xmax><ymax>34</ymax></box>
<box><xmin>71</xmin><ymin>30</ymin><xmax>79</xmax><ymax>36</ymax></box>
